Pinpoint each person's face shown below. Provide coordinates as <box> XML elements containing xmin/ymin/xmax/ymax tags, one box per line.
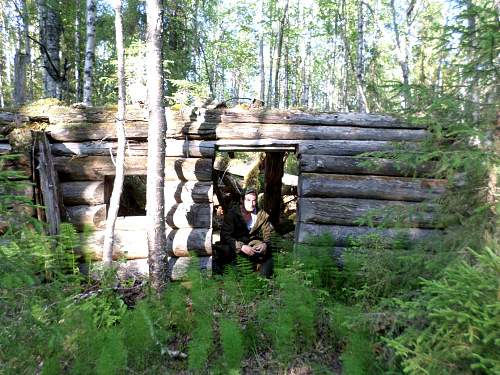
<box><xmin>243</xmin><ymin>193</ymin><xmax>257</xmax><ymax>213</ymax></box>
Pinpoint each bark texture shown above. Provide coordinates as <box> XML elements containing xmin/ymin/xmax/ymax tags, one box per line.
<box><xmin>103</xmin><ymin>0</ymin><xmax>127</xmax><ymax>264</ymax></box>
<box><xmin>82</xmin><ymin>0</ymin><xmax>97</xmax><ymax>105</ymax></box>
<box><xmin>146</xmin><ymin>0</ymin><xmax>168</xmax><ymax>291</ymax></box>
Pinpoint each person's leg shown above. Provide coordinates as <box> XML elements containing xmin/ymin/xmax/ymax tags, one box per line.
<box><xmin>258</xmin><ymin>255</ymin><xmax>273</xmax><ymax>278</ymax></box>
<box><xmin>212</xmin><ymin>243</ymin><xmax>235</xmax><ymax>275</ymax></box>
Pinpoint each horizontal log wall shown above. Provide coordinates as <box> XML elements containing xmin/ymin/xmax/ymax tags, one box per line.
<box><xmin>2</xmin><ymin>105</ymin><xmax>447</xmax><ymax>275</ymax></box>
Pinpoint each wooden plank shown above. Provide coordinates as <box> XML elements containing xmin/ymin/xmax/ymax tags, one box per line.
<box><xmin>298</xmin><ymin>173</ymin><xmax>446</xmax><ymax>202</ymax></box>
<box><xmin>51</xmin><ymin>139</ymin><xmax>215</xmax><ymax>158</ymax></box>
<box><xmin>55</xmin><ymin>156</ymin><xmax>212</xmax><ymax>181</ymax></box>
<box><xmin>201</xmin><ymin>109</ymin><xmax>423</xmax><ymax>129</ymax></box>
<box><xmin>296</xmin><ymin>222</ymin><xmax>439</xmax><ymax>246</ymax></box>
<box><xmin>299</xmin><ymin>197</ymin><xmax>438</xmax><ymax>228</ymax></box>
<box><xmin>47</xmin><ymin>122</ymin><xmax>149</xmax><ymax>141</ymax></box>
<box><xmin>36</xmin><ymin>132</ymin><xmax>62</xmax><ymax>235</ymax></box>
<box><xmin>47</xmin><ymin>105</ymin><xmax>147</xmax><ymax>125</ymax></box>
<box><xmin>51</xmin><ymin>141</ymin><xmax>149</xmax><ymax>156</ymax></box>
<box><xmin>298</xmin><ymin>140</ymin><xmax>416</xmax><ymax>155</ymax></box>
<box><xmin>66</xmin><ymin>204</ymin><xmax>107</xmax><ymax>230</ymax></box>
<box><xmin>214</xmin><ymin>123</ymin><xmax>426</xmax><ymax>141</ymax></box>
<box><xmin>165</xmin><ymin>202</ymin><xmax>213</xmax><ymax>229</ymax></box>
<box><xmin>61</xmin><ymin>181</ymin><xmax>105</xmax><ymax>205</ymax></box>
<box><xmin>164</xmin><ymin>181</ymin><xmax>213</xmax><ymax>204</ymax></box>
<box><xmin>299</xmin><ymin>155</ymin><xmax>433</xmax><ymax>177</ymax></box>
<box><xmin>54</xmin><ymin>156</ymin><xmax>147</xmax><ymax>180</ymax></box>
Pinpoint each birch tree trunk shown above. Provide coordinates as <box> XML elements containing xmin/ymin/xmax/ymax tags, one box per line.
<box><xmin>390</xmin><ymin>0</ymin><xmax>412</xmax><ymax>109</ymax></box>
<box><xmin>273</xmin><ymin>0</ymin><xmax>289</xmax><ymax>108</ymax></box>
<box><xmin>258</xmin><ymin>0</ymin><xmax>265</xmax><ymax>102</ymax></box>
<box><xmin>102</xmin><ymin>0</ymin><xmax>127</xmax><ymax>265</ymax></box>
<box><xmin>83</xmin><ymin>0</ymin><xmax>97</xmax><ymax>106</ymax></box>
<box><xmin>0</xmin><ymin>11</ymin><xmax>4</xmax><ymax>107</ymax></box>
<box><xmin>356</xmin><ymin>0</ymin><xmax>369</xmax><ymax>113</ymax></box>
<box><xmin>37</xmin><ymin>0</ymin><xmax>62</xmax><ymax>98</ymax></box>
<box><xmin>146</xmin><ymin>0</ymin><xmax>168</xmax><ymax>292</ymax></box>
<box><xmin>75</xmin><ymin>0</ymin><xmax>82</xmax><ymax>102</ymax></box>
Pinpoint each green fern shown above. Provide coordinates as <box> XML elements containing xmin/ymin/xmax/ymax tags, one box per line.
<box><xmin>220</xmin><ymin>318</ymin><xmax>244</xmax><ymax>373</ymax></box>
<box><xmin>95</xmin><ymin>328</ymin><xmax>127</xmax><ymax>375</ymax></box>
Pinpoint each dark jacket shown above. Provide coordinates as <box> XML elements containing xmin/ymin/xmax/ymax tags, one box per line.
<box><xmin>220</xmin><ymin>205</ymin><xmax>273</xmax><ymax>254</ymax></box>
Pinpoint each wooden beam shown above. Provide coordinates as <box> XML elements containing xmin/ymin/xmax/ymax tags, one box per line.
<box><xmin>165</xmin><ymin>202</ymin><xmax>213</xmax><ymax>229</ymax></box>
<box><xmin>51</xmin><ymin>139</ymin><xmax>215</xmax><ymax>158</ymax></box>
<box><xmin>66</xmin><ymin>204</ymin><xmax>106</xmax><ymax>230</ymax></box>
<box><xmin>164</xmin><ymin>158</ymin><xmax>213</xmax><ymax>181</ymax></box>
<box><xmin>61</xmin><ymin>181</ymin><xmax>105</xmax><ymax>205</ymax></box>
<box><xmin>299</xmin><ymin>197</ymin><xmax>438</xmax><ymax>228</ymax></box>
<box><xmin>299</xmin><ymin>155</ymin><xmax>433</xmax><ymax>177</ymax></box>
<box><xmin>298</xmin><ymin>173</ymin><xmax>446</xmax><ymax>202</ymax></box>
<box><xmin>54</xmin><ymin>156</ymin><xmax>213</xmax><ymax>181</ymax></box>
<box><xmin>200</xmin><ymin>109</ymin><xmax>424</xmax><ymax>129</ymax></box>
<box><xmin>298</xmin><ymin>140</ymin><xmax>416</xmax><ymax>155</ymax></box>
<box><xmin>296</xmin><ymin>222</ymin><xmax>439</xmax><ymax>246</ymax></box>
<box><xmin>164</xmin><ymin>181</ymin><xmax>213</xmax><ymax>204</ymax></box>
<box><xmin>214</xmin><ymin>123</ymin><xmax>426</xmax><ymax>141</ymax></box>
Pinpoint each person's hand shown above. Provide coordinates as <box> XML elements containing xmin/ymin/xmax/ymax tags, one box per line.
<box><xmin>240</xmin><ymin>244</ymin><xmax>255</xmax><ymax>256</ymax></box>
<box><xmin>253</xmin><ymin>243</ymin><xmax>267</xmax><ymax>254</ymax></box>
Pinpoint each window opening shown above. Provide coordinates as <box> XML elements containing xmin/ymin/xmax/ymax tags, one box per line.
<box><xmin>104</xmin><ymin>175</ymin><xmax>146</xmax><ymax>217</ymax></box>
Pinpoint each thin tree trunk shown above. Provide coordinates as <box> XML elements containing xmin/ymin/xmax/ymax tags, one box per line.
<box><xmin>258</xmin><ymin>0</ymin><xmax>265</xmax><ymax>101</ymax></box>
<box><xmin>266</xmin><ymin>1</ymin><xmax>275</xmax><ymax>107</ymax></box>
<box><xmin>301</xmin><ymin>38</ymin><xmax>311</xmax><ymax>107</ymax></box>
<box><xmin>102</xmin><ymin>0</ymin><xmax>127</xmax><ymax>265</ymax></box>
<box><xmin>75</xmin><ymin>0</ymin><xmax>82</xmax><ymax>102</ymax></box>
<box><xmin>146</xmin><ymin>0</ymin><xmax>168</xmax><ymax>292</ymax></box>
<box><xmin>13</xmin><ymin>52</ymin><xmax>27</xmax><ymax>105</ymax></box>
<box><xmin>273</xmin><ymin>0</ymin><xmax>289</xmax><ymax>108</ymax></box>
<box><xmin>0</xmin><ymin>10</ymin><xmax>4</xmax><ymax>107</ymax></box>
<box><xmin>390</xmin><ymin>0</ymin><xmax>412</xmax><ymax>109</ymax></box>
<box><xmin>37</xmin><ymin>0</ymin><xmax>62</xmax><ymax>98</ymax></box>
<box><xmin>356</xmin><ymin>0</ymin><xmax>369</xmax><ymax>112</ymax></box>
<box><xmin>83</xmin><ymin>0</ymin><xmax>97</xmax><ymax>106</ymax></box>
<box><xmin>284</xmin><ymin>45</ymin><xmax>289</xmax><ymax>108</ymax></box>
<box><xmin>467</xmin><ymin>0</ymin><xmax>480</xmax><ymax>123</ymax></box>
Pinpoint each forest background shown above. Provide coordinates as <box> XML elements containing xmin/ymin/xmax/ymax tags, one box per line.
<box><xmin>0</xmin><ymin>0</ymin><xmax>499</xmax><ymax>374</ymax></box>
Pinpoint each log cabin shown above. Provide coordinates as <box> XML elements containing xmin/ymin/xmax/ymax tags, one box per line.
<box><xmin>0</xmin><ymin>104</ymin><xmax>445</xmax><ymax>279</ymax></box>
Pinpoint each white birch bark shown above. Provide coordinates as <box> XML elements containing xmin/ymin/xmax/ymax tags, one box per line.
<box><xmin>273</xmin><ymin>0</ymin><xmax>289</xmax><ymax>108</ymax></box>
<box><xmin>75</xmin><ymin>0</ymin><xmax>82</xmax><ymax>102</ymax></box>
<box><xmin>102</xmin><ymin>0</ymin><xmax>127</xmax><ymax>265</ymax></box>
<box><xmin>258</xmin><ymin>0</ymin><xmax>265</xmax><ymax>101</ymax></box>
<box><xmin>356</xmin><ymin>0</ymin><xmax>369</xmax><ymax>113</ymax></box>
<box><xmin>146</xmin><ymin>0</ymin><xmax>168</xmax><ymax>291</ymax></box>
<box><xmin>390</xmin><ymin>0</ymin><xmax>412</xmax><ymax>109</ymax></box>
<box><xmin>83</xmin><ymin>0</ymin><xmax>97</xmax><ymax>106</ymax></box>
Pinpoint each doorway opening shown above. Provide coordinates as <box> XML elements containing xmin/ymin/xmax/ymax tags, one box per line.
<box><xmin>212</xmin><ymin>149</ymin><xmax>298</xmax><ymax>242</ymax></box>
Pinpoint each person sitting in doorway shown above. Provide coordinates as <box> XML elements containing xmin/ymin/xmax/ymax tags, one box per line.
<box><xmin>213</xmin><ymin>187</ymin><xmax>274</xmax><ymax>277</ymax></box>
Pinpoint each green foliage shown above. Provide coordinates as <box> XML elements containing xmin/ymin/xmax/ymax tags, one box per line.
<box><xmin>387</xmin><ymin>247</ymin><xmax>500</xmax><ymax>374</ymax></box>
<box><xmin>220</xmin><ymin>318</ymin><xmax>244</xmax><ymax>373</ymax></box>
<box><xmin>188</xmin><ymin>317</ymin><xmax>214</xmax><ymax>372</ymax></box>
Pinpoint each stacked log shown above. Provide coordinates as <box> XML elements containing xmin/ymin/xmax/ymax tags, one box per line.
<box><xmin>1</xmin><ymin>105</ymin><xmax>449</xmax><ymax>279</ymax></box>
<box><xmin>296</xmin><ymin>157</ymin><xmax>445</xmax><ymax>250</ymax></box>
